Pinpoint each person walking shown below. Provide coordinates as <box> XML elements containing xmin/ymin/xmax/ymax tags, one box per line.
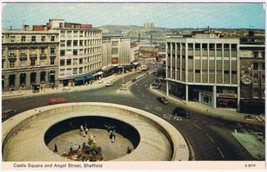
<box><xmin>53</xmin><ymin>144</ymin><xmax>58</xmax><ymax>153</ymax></box>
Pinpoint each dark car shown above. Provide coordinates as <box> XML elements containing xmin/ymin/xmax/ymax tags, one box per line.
<box><xmin>2</xmin><ymin>109</ymin><xmax>17</xmax><ymax>120</ymax></box>
<box><xmin>172</xmin><ymin>107</ymin><xmax>192</xmax><ymax>119</ymax></box>
<box><xmin>157</xmin><ymin>96</ymin><xmax>169</xmax><ymax>104</ymax></box>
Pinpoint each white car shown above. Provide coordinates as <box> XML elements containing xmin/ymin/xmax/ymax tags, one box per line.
<box><xmin>105</xmin><ymin>82</ymin><xmax>114</xmax><ymax>87</ymax></box>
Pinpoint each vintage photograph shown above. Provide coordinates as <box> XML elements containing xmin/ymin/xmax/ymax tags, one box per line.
<box><xmin>1</xmin><ymin>0</ymin><xmax>266</xmax><ymax>171</ymax></box>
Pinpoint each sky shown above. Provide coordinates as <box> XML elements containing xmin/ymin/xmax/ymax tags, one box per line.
<box><xmin>1</xmin><ymin>1</ymin><xmax>266</xmax><ymax>29</ymax></box>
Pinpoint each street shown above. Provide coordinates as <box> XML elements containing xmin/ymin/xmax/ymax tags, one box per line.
<box><xmin>2</xmin><ymin>71</ymin><xmax>262</xmax><ymax>160</ymax></box>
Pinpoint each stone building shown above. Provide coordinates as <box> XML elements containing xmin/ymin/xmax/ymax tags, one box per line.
<box><xmin>2</xmin><ymin>25</ymin><xmax>59</xmax><ymax>91</ymax></box>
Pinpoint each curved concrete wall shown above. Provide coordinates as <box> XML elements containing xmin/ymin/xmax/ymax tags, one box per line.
<box><xmin>2</xmin><ymin>103</ymin><xmax>189</xmax><ymax>161</ymax></box>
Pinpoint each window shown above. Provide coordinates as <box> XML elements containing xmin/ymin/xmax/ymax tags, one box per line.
<box><xmin>41</xmin><ymin>36</ymin><xmax>45</xmax><ymax>42</ymax></box>
<box><xmin>188</xmin><ymin>56</ymin><xmax>193</xmax><ymax>59</ymax></box>
<box><xmin>9</xmin><ymin>49</ymin><xmax>15</xmax><ymax>56</ymax></box>
<box><xmin>60</xmin><ymin>50</ymin><xmax>65</xmax><ymax>56</ymax></box>
<box><xmin>217</xmin><ymin>44</ymin><xmax>222</xmax><ymax>50</ymax></box>
<box><xmin>231</xmin><ymin>71</ymin><xmax>237</xmax><ymax>74</ymax></box>
<box><xmin>112</xmin><ymin>41</ymin><xmax>118</xmax><ymax>46</ymax></box>
<box><xmin>231</xmin><ymin>44</ymin><xmax>237</xmax><ymax>51</ymax></box>
<box><xmin>224</xmin><ymin>44</ymin><xmax>229</xmax><ymax>50</ymax></box>
<box><xmin>41</xmin><ymin>48</ymin><xmax>45</xmax><ymax>54</ymax></box>
<box><xmin>31</xmin><ymin>36</ymin><xmax>36</xmax><ymax>42</ymax></box>
<box><xmin>209</xmin><ymin>44</ymin><xmax>215</xmax><ymax>50</ymax></box>
<box><xmin>111</xmin><ymin>48</ymin><xmax>118</xmax><ymax>54</ymax></box>
<box><xmin>73</xmin><ymin>68</ymin><xmax>78</xmax><ymax>74</ymax></box>
<box><xmin>188</xmin><ymin>43</ymin><xmax>193</xmax><ymax>50</ymax></box>
<box><xmin>20</xmin><ymin>48</ymin><xmax>26</xmax><ymax>55</ymax></box>
<box><xmin>30</xmin><ymin>59</ymin><xmax>36</xmax><ymax>66</ymax></box>
<box><xmin>202</xmin><ymin>43</ymin><xmax>207</xmax><ymax>50</ymax></box>
<box><xmin>195</xmin><ymin>43</ymin><xmax>200</xmax><ymax>50</ymax></box>
<box><xmin>67</xmin><ymin>59</ymin><xmax>72</xmax><ymax>65</ymax></box>
<box><xmin>51</xmin><ymin>36</ymin><xmax>55</xmax><ymax>41</ymax></box>
<box><xmin>195</xmin><ymin>70</ymin><xmax>200</xmax><ymax>73</ymax></box>
<box><xmin>79</xmin><ymin>40</ymin><xmax>83</xmax><ymax>46</ymax></box>
<box><xmin>79</xmin><ymin>58</ymin><xmax>83</xmax><ymax>64</ymax></box>
<box><xmin>21</xmin><ymin>36</ymin><xmax>26</xmax><ymax>42</ymax></box>
<box><xmin>67</xmin><ymin>40</ymin><xmax>72</xmax><ymax>47</ymax></box>
<box><xmin>224</xmin><ymin>71</ymin><xmax>230</xmax><ymax>74</ymax></box>
<box><xmin>60</xmin><ymin>60</ymin><xmax>65</xmax><ymax>66</ymax></box>
<box><xmin>73</xmin><ymin>40</ymin><xmax>78</xmax><ymax>46</ymax></box>
<box><xmin>9</xmin><ymin>60</ymin><xmax>15</xmax><ymax>68</ymax></box>
<box><xmin>50</xmin><ymin>57</ymin><xmax>55</xmax><ymax>65</ymax></box>
<box><xmin>253</xmin><ymin>63</ymin><xmax>259</xmax><ymax>70</ymax></box>
<box><xmin>50</xmin><ymin>48</ymin><xmax>55</xmax><ymax>54</ymax></box>
<box><xmin>60</xmin><ymin>40</ymin><xmax>65</xmax><ymax>47</ymax></box>
<box><xmin>262</xmin><ymin>63</ymin><xmax>265</xmax><ymax>70</ymax></box>
<box><xmin>73</xmin><ymin>49</ymin><xmax>78</xmax><ymax>55</ymax></box>
<box><xmin>10</xmin><ymin>36</ymin><xmax>15</xmax><ymax>42</ymax></box>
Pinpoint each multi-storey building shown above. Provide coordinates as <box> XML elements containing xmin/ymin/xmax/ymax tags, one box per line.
<box><xmin>239</xmin><ymin>31</ymin><xmax>265</xmax><ymax>114</ymax></box>
<box><xmin>165</xmin><ymin>32</ymin><xmax>240</xmax><ymax>109</ymax></box>
<box><xmin>49</xmin><ymin>19</ymin><xmax>102</xmax><ymax>86</ymax></box>
<box><xmin>101</xmin><ymin>34</ymin><xmax>133</xmax><ymax>76</ymax></box>
<box><xmin>2</xmin><ymin>25</ymin><xmax>59</xmax><ymax>91</ymax></box>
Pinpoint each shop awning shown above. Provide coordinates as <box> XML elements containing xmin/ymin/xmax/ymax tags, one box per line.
<box><xmin>85</xmin><ymin>74</ymin><xmax>93</xmax><ymax>80</ymax></box>
<box><xmin>74</xmin><ymin>77</ymin><xmax>85</xmax><ymax>82</ymax></box>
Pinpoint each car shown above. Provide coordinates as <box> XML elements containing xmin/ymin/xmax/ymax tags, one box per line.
<box><xmin>157</xmin><ymin>96</ymin><xmax>169</xmax><ymax>104</ymax></box>
<box><xmin>105</xmin><ymin>82</ymin><xmax>114</xmax><ymax>87</ymax></box>
<box><xmin>48</xmin><ymin>98</ymin><xmax>66</xmax><ymax>104</ymax></box>
<box><xmin>172</xmin><ymin>107</ymin><xmax>192</xmax><ymax>119</ymax></box>
<box><xmin>2</xmin><ymin>109</ymin><xmax>17</xmax><ymax>120</ymax></box>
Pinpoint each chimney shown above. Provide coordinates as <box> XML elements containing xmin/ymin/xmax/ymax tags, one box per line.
<box><xmin>24</xmin><ymin>25</ymin><xmax>29</xmax><ymax>31</ymax></box>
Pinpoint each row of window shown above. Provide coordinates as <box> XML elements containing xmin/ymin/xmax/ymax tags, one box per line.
<box><xmin>3</xmin><ymin>58</ymin><xmax>55</xmax><ymax>68</ymax></box>
<box><xmin>59</xmin><ymin>62</ymin><xmax>101</xmax><ymax>77</ymax></box>
<box><xmin>59</xmin><ymin>55</ymin><xmax>101</xmax><ymax>66</ymax></box>
<box><xmin>167</xmin><ymin>43</ymin><xmax>238</xmax><ymax>51</ymax></box>
<box><xmin>60</xmin><ymin>47</ymin><xmax>101</xmax><ymax>56</ymax></box>
<box><xmin>2</xmin><ymin>35</ymin><xmax>56</xmax><ymax>43</ymax></box>
<box><xmin>60</xmin><ymin>30</ymin><xmax>101</xmax><ymax>38</ymax></box>
<box><xmin>60</xmin><ymin>39</ymin><xmax>102</xmax><ymax>47</ymax></box>
<box><xmin>4</xmin><ymin>47</ymin><xmax>57</xmax><ymax>56</ymax></box>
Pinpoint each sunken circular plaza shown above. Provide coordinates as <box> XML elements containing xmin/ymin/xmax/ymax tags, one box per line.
<box><xmin>2</xmin><ymin>102</ymin><xmax>189</xmax><ymax>161</ymax></box>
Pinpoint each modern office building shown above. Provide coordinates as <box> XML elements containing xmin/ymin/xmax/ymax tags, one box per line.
<box><xmin>2</xmin><ymin>26</ymin><xmax>59</xmax><ymax>91</ymax></box>
<box><xmin>165</xmin><ymin>31</ymin><xmax>240</xmax><ymax>109</ymax></box>
<box><xmin>49</xmin><ymin>19</ymin><xmax>102</xmax><ymax>86</ymax></box>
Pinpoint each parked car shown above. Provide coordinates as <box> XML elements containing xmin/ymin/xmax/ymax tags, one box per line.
<box><xmin>172</xmin><ymin>107</ymin><xmax>192</xmax><ymax>119</ymax></box>
<box><xmin>48</xmin><ymin>98</ymin><xmax>66</xmax><ymax>104</ymax></box>
<box><xmin>105</xmin><ymin>82</ymin><xmax>114</xmax><ymax>87</ymax></box>
<box><xmin>157</xmin><ymin>96</ymin><xmax>169</xmax><ymax>104</ymax></box>
<box><xmin>2</xmin><ymin>109</ymin><xmax>17</xmax><ymax>120</ymax></box>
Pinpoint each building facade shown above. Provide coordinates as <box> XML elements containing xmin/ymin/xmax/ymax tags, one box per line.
<box><xmin>165</xmin><ymin>33</ymin><xmax>240</xmax><ymax>108</ymax></box>
<box><xmin>2</xmin><ymin>26</ymin><xmax>59</xmax><ymax>91</ymax></box>
<box><xmin>239</xmin><ymin>33</ymin><xmax>265</xmax><ymax>114</ymax></box>
<box><xmin>50</xmin><ymin>19</ymin><xmax>102</xmax><ymax>86</ymax></box>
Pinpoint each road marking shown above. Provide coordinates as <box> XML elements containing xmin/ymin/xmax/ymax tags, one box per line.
<box><xmin>216</xmin><ymin>146</ymin><xmax>225</xmax><ymax>159</ymax></box>
<box><xmin>163</xmin><ymin>114</ymin><xmax>172</xmax><ymax>120</ymax></box>
<box><xmin>205</xmin><ymin>133</ymin><xmax>215</xmax><ymax>143</ymax></box>
<box><xmin>145</xmin><ymin>105</ymin><xmax>153</xmax><ymax>110</ymax></box>
<box><xmin>192</xmin><ymin>123</ymin><xmax>202</xmax><ymax>131</ymax></box>
<box><xmin>154</xmin><ymin>106</ymin><xmax>162</xmax><ymax>111</ymax></box>
<box><xmin>174</xmin><ymin>116</ymin><xmax>183</xmax><ymax>121</ymax></box>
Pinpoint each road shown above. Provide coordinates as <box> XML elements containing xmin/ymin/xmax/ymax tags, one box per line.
<box><xmin>2</xmin><ymin>71</ymin><xmax>259</xmax><ymax>160</ymax></box>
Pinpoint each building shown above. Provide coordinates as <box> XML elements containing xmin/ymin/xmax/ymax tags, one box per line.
<box><xmin>101</xmin><ymin>34</ymin><xmax>133</xmax><ymax>76</ymax></box>
<box><xmin>165</xmin><ymin>31</ymin><xmax>240</xmax><ymax>109</ymax></box>
<box><xmin>239</xmin><ymin>31</ymin><xmax>265</xmax><ymax>114</ymax></box>
<box><xmin>2</xmin><ymin>25</ymin><xmax>59</xmax><ymax>91</ymax></box>
<box><xmin>49</xmin><ymin>19</ymin><xmax>102</xmax><ymax>86</ymax></box>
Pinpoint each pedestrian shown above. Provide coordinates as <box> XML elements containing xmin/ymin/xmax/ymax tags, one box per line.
<box><xmin>53</xmin><ymin>144</ymin><xmax>58</xmax><ymax>153</ymax></box>
<box><xmin>127</xmin><ymin>146</ymin><xmax>131</xmax><ymax>154</ymax></box>
<box><xmin>70</xmin><ymin>142</ymin><xmax>74</xmax><ymax>152</ymax></box>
